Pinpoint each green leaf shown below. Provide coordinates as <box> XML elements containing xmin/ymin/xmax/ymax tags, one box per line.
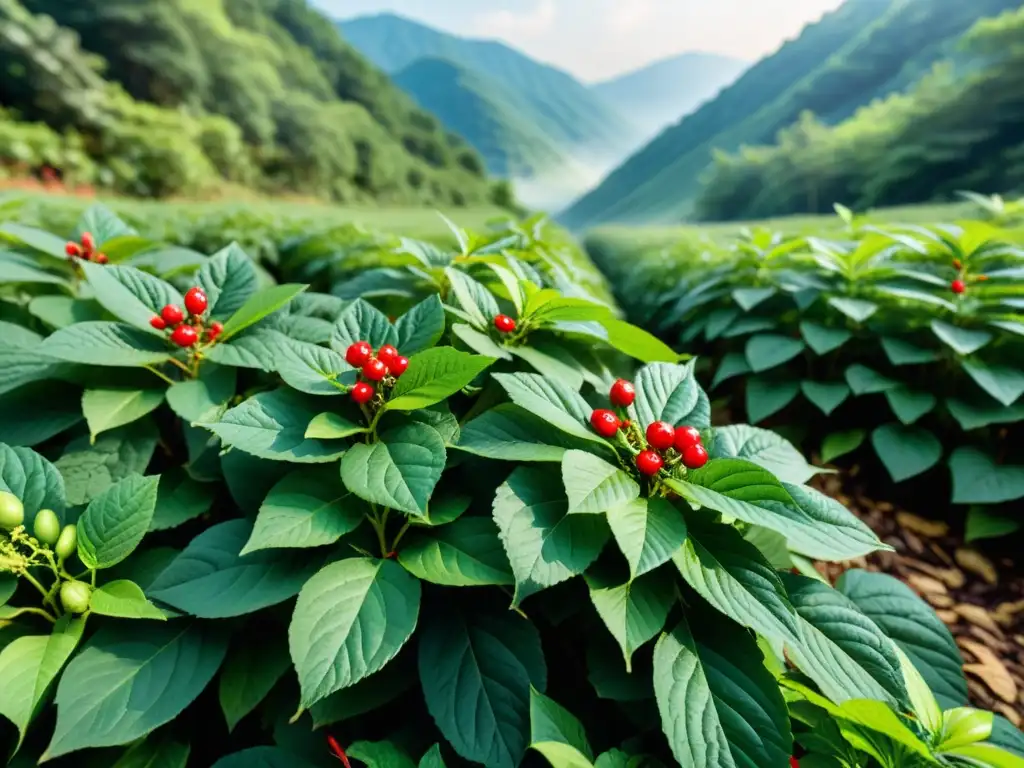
<box><xmin>310</xmin><ymin>655</ymin><xmax>415</xmax><ymax>728</ymax></box>
<box><xmin>211</xmin><ymin>748</ymin><xmax>319</xmax><ymax>768</ymax></box>
<box><xmin>0</xmin><ymin>381</ymin><xmax>83</xmax><ymax>446</ymax></box>
<box><xmin>0</xmin><ymin>443</ymin><xmax>67</xmax><ymax>527</ymax></box>
<box><xmin>40</xmin><ymin>322</ymin><xmax>170</xmax><ymax>366</ymax></box>
<box><xmin>398</xmin><ymin>517</ymin><xmax>512</xmax><ymax>586</ymax></box>
<box><xmin>218</xmin><ymin>634</ymin><xmax>290</xmax><ymax>732</ymax></box>
<box><xmin>82</xmin><ymin>388</ymin><xmax>164</xmax><ymax>442</ymax></box>
<box><xmin>653</xmin><ymin>613</ymin><xmax>792</xmax><ymax>768</ymax></box>
<box><xmin>77</xmin><ymin>202</ymin><xmax>136</xmax><ymax>244</ymax></box>
<box><xmin>561</xmin><ymin>450</ymin><xmax>639</xmax><ymax>514</ymax></box>
<box><xmin>44</xmin><ymin>622</ymin><xmax>227</xmax><ymax>760</ymax></box>
<box><xmin>733</xmin><ymin>286</ymin><xmax>776</xmax><ymax>311</ymax></box>
<box><xmin>111</xmin><ymin>736</ymin><xmax>190</xmax><ymax>768</ymax></box>
<box><xmin>243</xmin><ymin>468</ymin><xmax>363</xmax><ymax>554</ymax></box>
<box><xmin>0</xmin><ymin>337</ymin><xmax>71</xmax><ymax>397</ymax></box>
<box><xmin>80</xmin><ymin>261</ymin><xmax>183</xmax><ymax>331</ymax></box>
<box><xmin>529</xmin><ymin>688</ymin><xmax>594</xmax><ymax>768</ymax></box>
<box><xmin>745</xmin><ymin>334</ymin><xmax>805</xmax><ymax>373</ymax></box>
<box><xmin>446</xmin><ymin>268</ymin><xmax>500</xmax><ymax>329</ymax></box>
<box><xmin>1</xmin><ymin>222</ymin><xmax>69</xmax><ymax>259</ymax></box>
<box><xmin>150</xmin><ymin>467</ymin><xmax>216</xmax><ymax>531</ymax></box>
<box><xmin>827</xmin><ymin>297</ymin><xmax>877</xmax><ymax>322</ymax></box>
<box><xmin>77</xmin><ymin>474</ymin><xmax>159</xmax><ymax>569</ymax></box>
<box><xmin>606</xmin><ymin>497</ymin><xmax>687</xmax><ymax>580</ymax></box>
<box><xmin>821</xmin><ymin>429</ymin><xmax>865</xmax><ymax>463</ymax></box>
<box><xmin>946</xmin><ymin>397</ymin><xmax>1024</xmax><ymax>431</ymax></box>
<box><xmin>711</xmin><ymin>353</ymin><xmax>750</xmax><ymax>389</ymax></box>
<box><xmin>419</xmin><ymin>744</ymin><xmax>447</xmax><ymax>768</ymax></box>
<box><xmin>800</xmin><ymin>322</ymin><xmax>851</xmax><ymax>355</ymax></box>
<box><xmin>149</xmin><ymin>519</ymin><xmax>322</xmax><ymax>618</ymax></box>
<box><xmin>710</xmin><ymin>424</ymin><xmax>819</xmax><ymax>484</ymax></box>
<box><xmin>781</xmin><ymin>573</ymin><xmax>907</xmax><ymax>706</ymax></box>
<box><xmin>588</xmin><ymin>570</ymin><xmax>673</xmax><ymax>672</ymax></box>
<box><xmin>395</xmin><ymin>294</ymin><xmax>445</xmax><ymax>354</ymax></box>
<box><xmin>745</xmin><ymin>377</ymin><xmax>799</xmax><ymax>423</ymax></box>
<box><xmin>801</xmin><ymin>381</ymin><xmax>850</xmax><ymax>416</ymax></box>
<box><xmin>452</xmin><ymin>323</ymin><xmax>512</xmax><ymax>359</ymax></box>
<box><xmin>962</xmin><ymin>359</ymin><xmax>1024</xmax><ymax>406</ymax></box>
<box><xmin>197</xmin><ymin>243</ymin><xmax>259</xmax><ymax>318</ymax></box>
<box><xmin>166</xmin><ymin>364</ymin><xmax>236</xmax><ymax>423</ymax></box>
<box><xmin>871</xmin><ymin>424</ymin><xmax>942</xmax><ymax>482</ymax></box>
<box><xmin>90</xmin><ymin>580</ymin><xmax>166</xmax><ymax>620</ymax></box>
<box><xmin>387</xmin><ymin>347</ymin><xmax>494</xmax><ymax>411</ymax></box>
<box><xmin>219</xmin><ymin>284</ymin><xmax>308</xmax><ymax>342</ymax></box>
<box><xmin>202</xmin><ymin>389</ymin><xmax>347</xmax><ymax>463</ymax></box>
<box><xmin>632</xmin><ymin>361</ymin><xmax>710</xmax><ymax>429</ymax></box>
<box><xmin>931</xmin><ymin>320</ymin><xmax>993</xmax><ymax>356</ymax></box>
<box><xmin>271</xmin><ymin>334</ymin><xmax>352</xmax><ymax>396</ymax></box>
<box><xmin>948</xmin><ymin>447</ymin><xmax>1024</xmax><ymax>504</ymax></box>
<box><xmin>419</xmin><ymin>606</ymin><xmax>546</xmax><ymax>768</ymax></box>
<box><xmin>941</xmin><ymin>743</ymin><xmax>1024</xmax><ymax>767</ymax></box>
<box><xmin>341</xmin><ymin>422</ymin><xmax>446</xmax><ymax>517</ymax></box>
<box><xmin>203</xmin><ymin>330</ymin><xmax>284</xmax><ymax>371</ymax></box>
<box><xmin>493</xmin><ymin>467</ymin><xmax>609</xmax><ymax>605</ymax></box>
<box><xmin>837</xmin><ymin>569</ymin><xmax>967</xmax><ymax>710</ymax></box>
<box><xmin>599</xmin><ymin>318</ymin><xmax>680</xmax><ymax>363</ymax></box>
<box><xmin>880</xmin><ymin>336</ymin><xmax>940</xmax><ymax>366</ymax></box>
<box><xmin>347</xmin><ymin>741</ymin><xmax>417</xmax><ymax>768</ymax></box>
<box><xmin>508</xmin><ymin>345</ymin><xmax>585</xmax><ymax>391</ymax></box>
<box><xmin>884</xmin><ymin>387</ymin><xmax>936</xmax><ymax>425</ymax></box>
<box><xmin>55</xmin><ymin>421</ymin><xmax>157</xmax><ymax>506</ymax></box>
<box><xmin>966</xmin><ymin>506</ymin><xmax>1021</xmax><ymax>543</ymax></box>
<box><xmin>456</xmin><ymin>404</ymin><xmax>601</xmax><ymax>463</ymax></box>
<box><xmin>845</xmin><ymin>364</ymin><xmax>897</xmax><ymax>395</ymax></box>
<box><xmin>0</xmin><ymin>618</ymin><xmax>84</xmax><ymax>749</ymax></box>
<box><xmin>305</xmin><ymin>411</ymin><xmax>366</xmax><ymax>440</ymax></box>
<box><xmin>290</xmin><ymin>557</ymin><xmax>421</xmax><ymax>709</ymax></box>
<box><xmin>493</xmin><ymin>372</ymin><xmax>608</xmax><ymax>445</ymax></box>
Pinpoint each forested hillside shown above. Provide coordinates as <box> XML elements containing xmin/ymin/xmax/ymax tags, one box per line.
<box><xmin>0</xmin><ymin>0</ymin><xmax>501</xmax><ymax>206</ymax></box>
<box><xmin>559</xmin><ymin>0</ymin><xmax>1021</xmax><ymax>228</ymax></box>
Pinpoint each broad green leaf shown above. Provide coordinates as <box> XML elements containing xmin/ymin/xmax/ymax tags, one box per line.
<box><xmin>419</xmin><ymin>744</ymin><xmax>447</xmax><ymax>768</ymax></box>
<box><xmin>456</xmin><ymin>404</ymin><xmax>601</xmax><ymax>463</ymax></box>
<box><xmin>745</xmin><ymin>377</ymin><xmax>799</xmax><ymax>423</ymax></box>
<box><xmin>166</xmin><ymin>364</ymin><xmax>236</xmax><ymax>423</ymax></box>
<box><xmin>989</xmin><ymin>716</ymin><xmax>1024</xmax><ymax>759</ymax></box>
<box><xmin>271</xmin><ymin>334</ymin><xmax>352</xmax><ymax>396</ymax></box>
<box><xmin>150</xmin><ymin>467</ymin><xmax>216</xmax><ymax>531</ymax></box>
<box><xmin>218</xmin><ymin>634</ymin><xmax>290</xmax><ymax>732</ymax></box>
<box><xmin>41</xmin><ymin>322</ymin><xmax>170</xmax><ymax>366</ymax></box>
<box><xmin>946</xmin><ymin>397</ymin><xmax>1024</xmax><ymax>431</ymax></box>
<box><xmin>896</xmin><ymin>646</ymin><xmax>942</xmax><ymax>735</ymax></box>
<box><xmin>346</xmin><ymin>741</ymin><xmax>417</xmax><ymax>768</ymax></box>
<box><xmin>588</xmin><ymin>570</ymin><xmax>673</xmax><ymax>671</ymax></box>
<box><xmin>884</xmin><ymin>387</ymin><xmax>936</xmax><ymax>425</ymax></box>
<box><xmin>0</xmin><ymin>618</ymin><xmax>84</xmax><ymax>749</ymax></box>
<box><xmin>632</xmin><ymin>361</ymin><xmax>710</xmax><ymax>429</ymax></box>
<box><xmin>961</xmin><ymin>359</ymin><xmax>1024</xmax><ymax>406</ymax></box>
<box><xmin>938</xmin><ymin>709</ymin><xmax>992</xmax><ymax>751</ymax></box>
<box><xmin>821</xmin><ymin>429</ymin><xmax>865</xmax><ymax>463</ymax></box>
<box><xmin>493</xmin><ymin>467</ymin><xmax>609</xmax><ymax>605</ymax></box>
<box><xmin>531</xmin><ymin>296</ymin><xmax>611</xmax><ymax>325</ymax></box>
<box><xmin>0</xmin><ymin>443</ymin><xmax>67</xmax><ymax>527</ymax></box>
<box><xmin>837</xmin><ymin>569</ymin><xmax>967</xmax><ymax>710</ymax></box>
<box><xmin>211</xmin><ymin>747</ymin><xmax>319</xmax><ymax>768</ymax></box>
<box><xmin>599</xmin><ymin>318</ymin><xmax>680</xmax><ymax>363</ymax></box>
<box><xmin>197</xmin><ymin>243</ymin><xmax>259</xmax><ymax>318</ymax></box>
<box><xmin>711</xmin><ymin>352</ymin><xmax>750</xmax><ymax>389</ymax></box>
<box><xmin>149</xmin><ymin>519</ymin><xmax>322</xmax><ymax>618</ymax></box>
<box><xmin>529</xmin><ymin>688</ymin><xmax>594</xmax><ymax>768</ymax></box>
<box><xmin>606</xmin><ymin>497</ymin><xmax>687</xmax><ymax>580</ymax></box>
<box><xmin>0</xmin><ymin>381</ymin><xmax>84</xmax><ymax>446</ymax></box>
<box><xmin>827</xmin><ymin>297</ymin><xmax>877</xmax><ymax>322</ymax></box>
<box><xmin>290</xmin><ymin>557</ymin><xmax>420</xmax><ymax>709</ymax></box>
<box><xmin>398</xmin><ymin>517</ymin><xmax>512</xmax><ymax>586</ymax></box>
<box><xmin>653</xmin><ymin>613</ymin><xmax>792</xmax><ymax>768</ymax></box>
<box><xmin>871</xmin><ymin>424</ymin><xmax>942</xmax><ymax>482</ymax></box>
<box><xmin>493</xmin><ymin>372</ymin><xmax>608</xmax><ymax>445</ymax></box>
<box><xmin>219</xmin><ymin>284</ymin><xmax>308</xmax><ymax>342</ymax></box>
<box><xmin>845</xmin><ymin>364</ymin><xmax>897</xmax><ymax>395</ymax></box>
<box><xmin>931</xmin><ymin>320</ymin><xmax>993</xmax><ymax>356</ymax></box>
<box><xmin>880</xmin><ymin>336</ymin><xmax>940</xmax><ymax>366</ymax></box>
<box><xmin>243</xmin><ymin>468</ymin><xmax>363</xmax><ymax>554</ymax></box>
<box><xmin>446</xmin><ymin>268</ymin><xmax>500</xmax><ymax>329</ymax></box>
<box><xmin>419</xmin><ymin>606</ymin><xmax>546</xmax><ymax>768</ymax></box>
<box><xmin>1</xmin><ymin>222</ymin><xmax>69</xmax><ymax>258</ymax></box>
<box><xmin>55</xmin><ymin>420</ymin><xmax>157</xmax><ymax>506</ymax></box>
<box><xmin>77</xmin><ymin>474</ymin><xmax>159</xmax><ymax>569</ymax></box>
<box><xmin>310</xmin><ymin>655</ymin><xmax>415</xmax><ymax>728</ymax></box>
<box><xmin>387</xmin><ymin>348</ymin><xmax>494</xmax><ymax>411</ymax></box>
<box><xmin>82</xmin><ymin>388</ymin><xmax>164</xmax><ymax>442</ymax></box>
<box><xmin>452</xmin><ymin>323</ymin><xmax>513</xmax><ymax>359</ymax></box>
<box><xmin>43</xmin><ymin>622</ymin><xmax>227</xmax><ymax>760</ymax></box>
<box><xmin>90</xmin><ymin>580</ymin><xmax>166</xmax><ymax>620</ymax></box>
<box><xmin>948</xmin><ymin>447</ymin><xmax>1024</xmax><ymax>505</ymax></box>
<box><xmin>305</xmin><ymin>412</ymin><xmax>367</xmax><ymax>440</ymax></box>
<box><xmin>801</xmin><ymin>381</ymin><xmax>850</xmax><ymax>416</ymax></box>
<box><xmin>800</xmin><ymin>322</ymin><xmax>851</xmax><ymax>355</ymax></box>
<box><xmin>203</xmin><ymin>330</ymin><xmax>284</xmax><ymax>371</ymax></box>
<box><xmin>745</xmin><ymin>334</ymin><xmax>805</xmax><ymax>373</ymax></box>
<box><xmin>341</xmin><ymin>422</ymin><xmax>446</xmax><ymax>517</ymax></box>
<box><xmin>0</xmin><ymin>257</ymin><xmax>64</xmax><ymax>284</ymax></box>
<box><xmin>710</xmin><ymin>424</ymin><xmax>818</xmax><ymax>484</ymax></box>
<box><xmin>395</xmin><ymin>294</ymin><xmax>445</xmax><ymax>354</ymax></box>
<box><xmin>561</xmin><ymin>450</ymin><xmax>639</xmax><ymax>514</ymax></box>
<box><xmin>76</xmin><ymin>203</ymin><xmax>137</xmax><ymax>243</ymax></box>
<box><xmin>330</xmin><ymin>299</ymin><xmax>400</xmax><ymax>354</ymax></box>
<box><xmin>508</xmin><ymin>345</ymin><xmax>586</xmax><ymax>391</ymax></box>
<box><xmin>966</xmin><ymin>506</ymin><xmax>1020</xmax><ymax>542</ymax></box>
<box><xmin>80</xmin><ymin>261</ymin><xmax>183</xmax><ymax>331</ymax></box>
<box><xmin>202</xmin><ymin>389</ymin><xmax>347</xmax><ymax>463</ymax></box>
<box><xmin>0</xmin><ymin>337</ymin><xmax>73</xmax><ymax>397</ymax></box>
<box><xmin>942</xmin><ymin>743</ymin><xmax>1024</xmax><ymax>767</ymax></box>
<box><xmin>111</xmin><ymin>736</ymin><xmax>190</xmax><ymax>768</ymax></box>
<box><xmin>585</xmin><ymin>633</ymin><xmax>651</xmax><ymax>703</ymax></box>
<box><xmin>733</xmin><ymin>286</ymin><xmax>776</xmax><ymax>311</ymax></box>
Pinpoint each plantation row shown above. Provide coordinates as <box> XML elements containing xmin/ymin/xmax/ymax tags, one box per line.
<box><xmin>0</xmin><ymin>204</ymin><xmax>1020</xmax><ymax>766</ymax></box>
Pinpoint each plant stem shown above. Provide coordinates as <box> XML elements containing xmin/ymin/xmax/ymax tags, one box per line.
<box><xmin>3</xmin><ymin>605</ymin><xmax>56</xmax><ymax>623</ymax></box>
<box><xmin>167</xmin><ymin>357</ymin><xmax>192</xmax><ymax>375</ymax></box>
<box><xmin>368</xmin><ymin>513</ymin><xmax>389</xmax><ymax>558</ymax></box>
<box><xmin>22</xmin><ymin>571</ymin><xmax>57</xmax><ymax>609</ymax></box>
<box><xmin>143</xmin><ymin>365</ymin><xmax>176</xmax><ymax>386</ymax></box>
<box><xmin>390</xmin><ymin>521</ymin><xmax>411</xmax><ymax>552</ymax></box>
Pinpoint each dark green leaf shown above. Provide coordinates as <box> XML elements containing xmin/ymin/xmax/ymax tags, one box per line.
<box><xmin>493</xmin><ymin>372</ymin><xmax>608</xmax><ymax>445</ymax></box>
<box><xmin>456</xmin><ymin>404</ymin><xmax>601</xmax><ymax>463</ymax></box>
<box><xmin>931</xmin><ymin>320</ymin><xmax>992</xmax><ymax>356</ymax></box>
<box><xmin>41</xmin><ymin>322</ymin><xmax>170</xmax><ymax>366</ymax></box>
<box><xmin>821</xmin><ymin>429</ymin><xmax>865</xmax><ymax>464</ymax></box>
<box><xmin>801</xmin><ymin>381</ymin><xmax>850</xmax><ymax>416</ymax></box>
<box><xmin>310</xmin><ymin>655</ymin><xmax>415</xmax><ymax>728</ymax></box>
<box><xmin>56</xmin><ymin>420</ymin><xmax>158</xmax><ymax>506</ymax></box>
<box><xmin>150</xmin><ymin>467</ymin><xmax>215</xmax><ymax>531</ymax></box>
<box><xmin>395</xmin><ymin>294</ymin><xmax>445</xmax><ymax>354</ymax></box>
<box><xmin>871</xmin><ymin>424</ymin><xmax>942</xmax><ymax>482</ymax></box>
<box><xmin>78</xmin><ymin>474</ymin><xmax>159</xmax><ymax>569</ymax></box>
<box><xmin>745</xmin><ymin>335</ymin><xmax>805</xmax><ymax>373</ymax></box>
<box><xmin>745</xmin><ymin>377</ymin><xmax>799</xmax><ymax>423</ymax></box>
<box><xmin>884</xmin><ymin>388</ymin><xmax>936</xmax><ymax>425</ymax></box>
<box><xmin>827</xmin><ymin>297</ymin><xmax>877</xmax><ymax>322</ymax></box>
<box><xmin>80</xmin><ymin>261</ymin><xmax>182</xmax><ymax>331</ymax></box>
<box><xmin>166</xmin><ymin>364</ymin><xmax>236</xmax><ymax>423</ymax></box>
<box><xmin>211</xmin><ymin>747</ymin><xmax>319</xmax><ymax>768</ymax></box>
<box><xmin>965</xmin><ymin>506</ymin><xmax>1020</xmax><ymax>543</ymax></box>
<box><xmin>632</xmin><ymin>361</ymin><xmax>710</xmax><ymax>429</ymax></box>
<box><xmin>880</xmin><ymin>336</ymin><xmax>940</xmax><ymax>366</ymax></box>
<box><xmin>961</xmin><ymin>359</ymin><xmax>1024</xmax><ymax>407</ymax></box>
<box><xmin>198</xmin><ymin>243</ymin><xmax>259</xmax><ymax>319</ymax></box>
<box><xmin>82</xmin><ymin>388</ymin><xmax>164</xmax><ymax>442</ymax></box>
<box><xmin>0</xmin><ymin>443</ymin><xmax>67</xmax><ymax>527</ymax></box>
<box><xmin>948</xmin><ymin>447</ymin><xmax>1024</xmax><ymax>505</ymax></box>
<box><xmin>218</xmin><ymin>634</ymin><xmax>290</xmax><ymax>732</ymax></box>
<box><xmin>528</xmin><ymin>688</ymin><xmax>594</xmax><ymax>768</ymax></box>
<box><xmin>799</xmin><ymin>322</ymin><xmax>851</xmax><ymax>355</ymax></box>
<box><xmin>398</xmin><ymin>517</ymin><xmax>512</xmax><ymax>586</ymax></box>
<box><xmin>845</xmin><ymin>364</ymin><xmax>897</xmax><ymax>395</ymax></box>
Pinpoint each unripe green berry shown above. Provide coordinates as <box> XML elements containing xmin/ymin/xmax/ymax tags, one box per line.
<box><xmin>55</xmin><ymin>524</ymin><xmax>77</xmax><ymax>561</ymax></box>
<box><xmin>60</xmin><ymin>580</ymin><xmax>91</xmax><ymax>614</ymax></box>
<box><xmin>0</xmin><ymin>491</ymin><xmax>24</xmax><ymax>529</ymax></box>
<box><xmin>33</xmin><ymin>509</ymin><xmax>61</xmax><ymax>546</ymax></box>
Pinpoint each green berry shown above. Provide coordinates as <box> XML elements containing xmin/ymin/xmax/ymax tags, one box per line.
<box><xmin>60</xmin><ymin>580</ymin><xmax>91</xmax><ymax>614</ymax></box>
<box><xmin>33</xmin><ymin>508</ymin><xmax>61</xmax><ymax>546</ymax></box>
<box><xmin>0</xmin><ymin>491</ymin><xmax>24</xmax><ymax>529</ymax></box>
<box><xmin>55</xmin><ymin>524</ymin><xmax>77</xmax><ymax>561</ymax></box>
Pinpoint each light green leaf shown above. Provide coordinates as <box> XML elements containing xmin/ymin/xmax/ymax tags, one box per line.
<box><xmin>871</xmin><ymin>424</ymin><xmax>942</xmax><ymax>482</ymax></box>
<box><xmin>419</xmin><ymin>744</ymin><xmax>447</xmax><ymax>768</ymax></box>
<box><xmin>941</xmin><ymin>743</ymin><xmax>1024</xmax><ymax>767</ymax></box>
<box><xmin>82</xmin><ymin>388</ymin><xmax>164</xmax><ymax>442</ymax></box>
<box><xmin>55</xmin><ymin>421</ymin><xmax>157</xmax><ymax>506</ymax></box>
<box><xmin>305</xmin><ymin>411</ymin><xmax>367</xmax><ymax>440</ymax></box>
<box><xmin>561</xmin><ymin>450</ymin><xmax>639</xmax><ymax>514</ymax></box>
<box><xmin>166</xmin><ymin>364</ymin><xmax>236</xmax><ymax>424</ymax></box>
<box><xmin>845</xmin><ymin>364</ymin><xmax>898</xmax><ymax>395</ymax></box>
<box><xmin>588</xmin><ymin>570</ymin><xmax>673</xmax><ymax>672</ymax></box>
<box><xmin>948</xmin><ymin>447</ymin><xmax>1024</xmax><ymax>505</ymax></box>
<box><xmin>347</xmin><ymin>741</ymin><xmax>416</xmax><ymax>768</ymax></box>
<box><xmin>938</xmin><ymin>708</ymin><xmax>993</xmax><ymax>751</ymax></box>
<box><xmin>880</xmin><ymin>336</ymin><xmax>940</xmax><ymax>366</ymax></box>
<box><xmin>398</xmin><ymin>517</ymin><xmax>512</xmax><ymax>586</ymax></box>
<box><xmin>203</xmin><ymin>330</ymin><xmax>284</xmax><ymax>371</ymax></box>
<box><xmin>827</xmin><ymin>297</ymin><xmax>877</xmax><ymax>322</ymax></box>
<box><xmin>218</xmin><ymin>634</ymin><xmax>290</xmax><ymax>732</ymax></box>
<box><xmin>395</xmin><ymin>294</ymin><xmax>446</xmax><ymax>354</ymax></box>
<box><xmin>606</xmin><ymin>497</ymin><xmax>687</xmax><ymax>580</ymax></box>
<box><xmin>40</xmin><ymin>322</ymin><xmax>170</xmax><ymax>366</ymax></box>
<box><xmin>800</xmin><ymin>322</ymin><xmax>851</xmax><ymax>355</ymax></box>
<box><xmin>821</xmin><ymin>429</ymin><xmax>865</xmax><ymax>463</ymax></box>
<box><xmin>962</xmin><ymin>359</ymin><xmax>1024</xmax><ymax>406</ymax></box>
<box><xmin>931</xmin><ymin>320</ymin><xmax>992</xmax><ymax>356</ymax></box>
<box><xmin>599</xmin><ymin>318</ymin><xmax>680</xmax><ymax>363</ymax></box>
<box><xmin>197</xmin><ymin>243</ymin><xmax>259</xmax><ymax>318</ymax></box>
<box><xmin>529</xmin><ymin>688</ymin><xmax>594</xmax><ymax>768</ymax></box>
<box><xmin>1</xmin><ymin>222</ymin><xmax>69</xmax><ymax>259</ymax></box>
<box><xmin>508</xmin><ymin>345</ymin><xmax>585</xmax><ymax>391</ymax></box>
<box><xmin>884</xmin><ymin>388</ymin><xmax>936</xmax><ymax>425</ymax></box>
<box><xmin>456</xmin><ymin>404</ymin><xmax>602</xmax><ymax>463</ymax></box>
<box><xmin>452</xmin><ymin>323</ymin><xmax>512</xmax><ymax>359</ymax></box>
<box><xmin>745</xmin><ymin>334</ymin><xmax>805</xmax><ymax>373</ymax></box>
<box><xmin>271</xmin><ymin>334</ymin><xmax>352</xmax><ymax>396</ymax></box>
<box><xmin>80</xmin><ymin>261</ymin><xmax>183</xmax><ymax>331</ymax></box>
<box><xmin>387</xmin><ymin>347</ymin><xmax>494</xmax><ymax>411</ymax></box>
<box><xmin>801</xmin><ymin>381</ymin><xmax>850</xmax><ymax>416</ymax></box>
<box><xmin>446</xmin><ymin>268</ymin><xmax>500</xmax><ymax>330</ymax></box>
<box><xmin>77</xmin><ymin>474</ymin><xmax>159</xmax><ymax>569</ymax></box>
<box><xmin>493</xmin><ymin>372</ymin><xmax>608</xmax><ymax>445</ymax></box>
<box><xmin>632</xmin><ymin>361</ymin><xmax>710</xmax><ymax>429</ymax></box>
<box><xmin>745</xmin><ymin>377</ymin><xmax>799</xmax><ymax>423</ymax></box>
<box><xmin>77</xmin><ymin>203</ymin><xmax>137</xmax><ymax>243</ymax></box>
<box><xmin>710</xmin><ymin>424</ymin><xmax>819</xmax><ymax>484</ymax></box>
<box><xmin>219</xmin><ymin>284</ymin><xmax>308</xmax><ymax>342</ymax></box>
<box><xmin>90</xmin><ymin>580</ymin><xmax>166</xmax><ymax>620</ymax></box>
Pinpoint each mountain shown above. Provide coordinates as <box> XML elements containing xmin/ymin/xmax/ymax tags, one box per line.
<box><xmin>559</xmin><ymin>0</ymin><xmax>1021</xmax><ymax>228</ymax></box>
<box><xmin>337</xmin><ymin>13</ymin><xmax>636</xmax><ymax>156</ymax></box>
<box><xmin>593</xmin><ymin>53</ymin><xmax>749</xmax><ymax>139</ymax></box>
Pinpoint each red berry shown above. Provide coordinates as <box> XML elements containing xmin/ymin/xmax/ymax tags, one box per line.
<box><xmin>149</xmin><ymin>315</ymin><xmax>166</xmax><ymax>330</ymax></box>
<box><xmin>184</xmin><ymin>287</ymin><xmax>208</xmax><ymax>315</ymax></box>
<box><xmin>951</xmin><ymin>279</ymin><xmax>966</xmax><ymax>295</ymax></box>
<box><xmin>65</xmin><ymin>242</ymin><xmax>81</xmax><ymax>257</ymax></box>
<box><xmin>609</xmin><ymin>378</ymin><xmax>635</xmax><ymax>407</ymax></box>
<box><xmin>208</xmin><ymin>321</ymin><xmax>224</xmax><ymax>340</ymax></box>
<box><xmin>645</xmin><ymin>421</ymin><xmax>675</xmax><ymax>451</ymax></box>
<box><xmin>95</xmin><ymin>253</ymin><xmax>108</xmax><ymax>264</ymax></box>
<box><xmin>674</xmin><ymin>426</ymin><xmax>702</xmax><ymax>452</ymax></box>
<box><xmin>170</xmin><ymin>325</ymin><xmax>198</xmax><ymax>347</ymax></box>
<box><xmin>161</xmin><ymin>304</ymin><xmax>185</xmax><ymax>325</ymax></box>
<box><xmin>682</xmin><ymin>443</ymin><xmax>709</xmax><ymax>470</ymax></box>
<box><xmin>494</xmin><ymin>314</ymin><xmax>516</xmax><ymax>333</ymax></box>
<box><xmin>590</xmin><ymin>409</ymin><xmax>620</xmax><ymax>438</ymax></box>
<box><xmin>391</xmin><ymin>356</ymin><xmax>409</xmax><ymax>376</ymax></box>
<box><xmin>345</xmin><ymin>341</ymin><xmax>372</xmax><ymax>367</ymax></box>
<box><xmin>351</xmin><ymin>381</ymin><xmax>374</xmax><ymax>404</ymax></box>
<box><xmin>377</xmin><ymin>344</ymin><xmax>399</xmax><ymax>368</ymax></box>
<box><xmin>790</xmin><ymin>759</ymin><xmax>800</xmax><ymax>768</ymax></box>
<box><xmin>636</xmin><ymin>450</ymin><xmax>663</xmax><ymax>476</ymax></box>
<box><xmin>362</xmin><ymin>358</ymin><xmax>388</xmax><ymax>381</ymax></box>
<box><xmin>80</xmin><ymin>232</ymin><xmax>94</xmax><ymax>252</ymax></box>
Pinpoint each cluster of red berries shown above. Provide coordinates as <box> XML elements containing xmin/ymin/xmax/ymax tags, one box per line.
<box><xmin>590</xmin><ymin>378</ymin><xmax>709</xmax><ymax>477</ymax></box>
<box><xmin>493</xmin><ymin>314</ymin><xmax>516</xmax><ymax>333</ymax></box>
<box><xmin>150</xmin><ymin>287</ymin><xmax>221</xmax><ymax>348</ymax></box>
<box><xmin>345</xmin><ymin>341</ymin><xmax>409</xmax><ymax>405</ymax></box>
<box><xmin>64</xmin><ymin>231</ymin><xmax>108</xmax><ymax>264</ymax></box>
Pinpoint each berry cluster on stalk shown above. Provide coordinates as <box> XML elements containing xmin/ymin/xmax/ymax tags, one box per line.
<box><xmin>64</xmin><ymin>231</ymin><xmax>107</xmax><ymax>264</ymax></box>
<box><xmin>150</xmin><ymin>287</ymin><xmax>221</xmax><ymax>348</ymax></box>
<box><xmin>345</xmin><ymin>341</ymin><xmax>409</xmax><ymax>406</ymax></box>
<box><xmin>590</xmin><ymin>377</ymin><xmax>709</xmax><ymax>480</ymax></box>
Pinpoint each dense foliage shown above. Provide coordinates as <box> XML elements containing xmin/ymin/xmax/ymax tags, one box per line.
<box><xmin>0</xmin><ymin>203</ymin><xmax>1019</xmax><ymax>766</ymax></box>
<box><xmin>0</xmin><ymin>0</ymin><xmax>500</xmax><ymax>205</ymax></box>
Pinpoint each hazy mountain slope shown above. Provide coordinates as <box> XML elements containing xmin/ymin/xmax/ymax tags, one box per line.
<box><xmin>593</xmin><ymin>52</ymin><xmax>749</xmax><ymax>138</ymax></box>
<box><xmin>560</xmin><ymin>0</ymin><xmax>1019</xmax><ymax>228</ymax></box>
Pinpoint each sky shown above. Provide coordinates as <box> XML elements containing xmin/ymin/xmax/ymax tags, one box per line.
<box><xmin>312</xmin><ymin>0</ymin><xmax>847</xmax><ymax>81</ymax></box>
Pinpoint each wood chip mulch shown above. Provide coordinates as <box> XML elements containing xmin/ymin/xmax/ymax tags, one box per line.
<box><xmin>810</xmin><ymin>473</ymin><xmax>1024</xmax><ymax>726</ymax></box>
